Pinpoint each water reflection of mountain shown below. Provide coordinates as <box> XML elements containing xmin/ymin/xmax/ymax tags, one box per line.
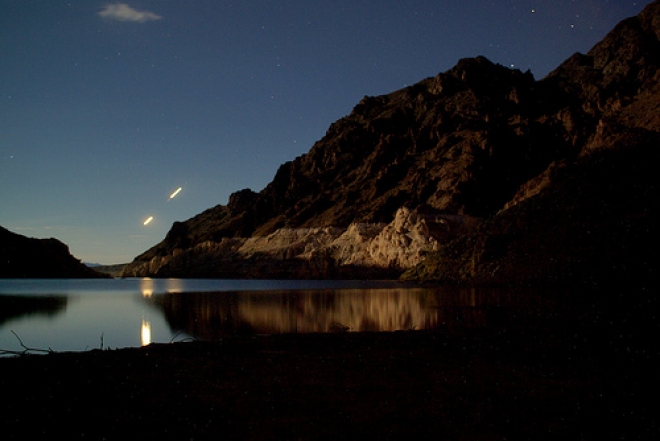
<box><xmin>0</xmin><ymin>295</ymin><xmax>68</xmax><ymax>326</ymax></box>
<box><xmin>148</xmin><ymin>289</ymin><xmax>434</xmax><ymax>339</ymax></box>
<box><xmin>147</xmin><ymin>287</ymin><xmax>570</xmax><ymax>340</ymax></box>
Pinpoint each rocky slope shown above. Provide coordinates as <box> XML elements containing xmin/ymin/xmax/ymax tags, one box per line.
<box><xmin>124</xmin><ymin>1</ymin><xmax>660</xmax><ymax>282</ymax></box>
<box><xmin>123</xmin><ymin>207</ymin><xmax>479</xmax><ymax>278</ymax></box>
<box><xmin>0</xmin><ymin>226</ymin><xmax>108</xmax><ymax>278</ymax></box>
<box><xmin>403</xmin><ymin>0</ymin><xmax>660</xmax><ymax>286</ymax></box>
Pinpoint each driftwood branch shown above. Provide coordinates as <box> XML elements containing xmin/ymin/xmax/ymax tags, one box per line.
<box><xmin>0</xmin><ymin>330</ymin><xmax>55</xmax><ymax>356</ymax></box>
<box><xmin>2</xmin><ymin>330</ymin><xmax>195</xmax><ymax>356</ymax></box>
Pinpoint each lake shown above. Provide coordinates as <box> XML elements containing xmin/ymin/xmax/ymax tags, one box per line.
<box><xmin>0</xmin><ymin>278</ymin><xmax>607</xmax><ymax>354</ymax></box>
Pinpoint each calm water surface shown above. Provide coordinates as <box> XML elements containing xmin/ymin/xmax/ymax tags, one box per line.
<box><xmin>0</xmin><ymin>278</ymin><xmax>584</xmax><ymax>354</ymax></box>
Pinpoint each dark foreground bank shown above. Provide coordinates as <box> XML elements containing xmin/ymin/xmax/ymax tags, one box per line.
<box><xmin>1</xmin><ymin>295</ymin><xmax>658</xmax><ymax>441</ymax></box>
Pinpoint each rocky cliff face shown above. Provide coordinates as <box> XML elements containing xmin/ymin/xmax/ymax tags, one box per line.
<box><xmin>121</xmin><ymin>207</ymin><xmax>479</xmax><ymax>278</ymax></box>
<box><xmin>0</xmin><ymin>226</ymin><xmax>108</xmax><ymax>278</ymax></box>
<box><xmin>403</xmin><ymin>0</ymin><xmax>660</xmax><ymax>286</ymax></box>
<box><xmin>124</xmin><ymin>1</ymin><xmax>660</xmax><ymax>283</ymax></box>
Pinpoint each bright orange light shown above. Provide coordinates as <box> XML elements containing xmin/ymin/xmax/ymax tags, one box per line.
<box><xmin>143</xmin><ymin>216</ymin><xmax>154</xmax><ymax>225</ymax></box>
<box><xmin>141</xmin><ymin>319</ymin><xmax>151</xmax><ymax>346</ymax></box>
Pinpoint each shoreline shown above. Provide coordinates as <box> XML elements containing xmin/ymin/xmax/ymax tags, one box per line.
<box><xmin>1</xmin><ymin>326</ymin><xmax>656</xmax><ymax>439</ymax></box>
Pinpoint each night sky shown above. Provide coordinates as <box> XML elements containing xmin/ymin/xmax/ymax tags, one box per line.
<box><xmin>1</xmin><ymin>1</ymin><xmax>651</xmax><ymax>264</ymax></box>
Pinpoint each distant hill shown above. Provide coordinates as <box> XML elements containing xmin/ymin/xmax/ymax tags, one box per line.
<box><xmin>91</xmin><ymin>263</ymin><xmax>128</xmax><ymax>278</ymax></box>
<box><xmin>0</xmin><ymin>226</ymin><xmax>108</xmax><ymax>278</ymax></box>
<box><xmin>123</xmin><ymin>0</ymin><xmax>660</xmax><ymax>285</ymax></box>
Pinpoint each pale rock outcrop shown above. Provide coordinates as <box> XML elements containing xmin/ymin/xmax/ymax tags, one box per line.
<box><xmin>122</xmin><ymin>207</ymin><xmax>478</xmax><ymax>278</ymax></box>
<box><xmin>239</xmin><ymin>227</ymin><xmax>343</xmax><ymax>260</ymax></box>
<box><xmin>240</xmin><ymin>207</ymin><xmax>475</xmax><ymax>272</ymax></box>
<box><xmin>324</xmin><ymin>223</ymin><xmax>387</xmax><ymax>267</ymax></box>
<box><xmin>368</xmin><ymin>207</ymin><xmax>440</xmax><ymax>268</ymax></box>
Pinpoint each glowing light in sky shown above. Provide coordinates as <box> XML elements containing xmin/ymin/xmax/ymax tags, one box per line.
<box><xmin>169</xmin><ymin>187</ymin><xmax>182</xmax><ymax>199</ymax></box>
<box><xmin>143</xmin><ymin>216</ymin><xmax>154</xmax><ymax>225</ymax></box>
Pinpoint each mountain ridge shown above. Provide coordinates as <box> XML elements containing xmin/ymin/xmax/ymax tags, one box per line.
<box><xmin>123</xmin><ymin>0</ymin><xmax>660</xmax><ymax>283</ymax></box>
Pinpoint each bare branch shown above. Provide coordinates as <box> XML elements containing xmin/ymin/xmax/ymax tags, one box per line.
<box><xmin>0</xmin><ymin>330</ymin><xmax>55</xmax><ymax>356</ymax></box>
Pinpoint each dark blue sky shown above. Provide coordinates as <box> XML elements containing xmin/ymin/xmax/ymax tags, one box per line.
<box><xmin>0</xmin><ymin>1</ymin><xmax>651</xmax><ymax>264</ymax></box>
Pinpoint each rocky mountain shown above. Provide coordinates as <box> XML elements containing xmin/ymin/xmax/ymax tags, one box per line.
<box><xmin>123</xmin><ymin>1</ymin><xmax>659</xmax><ymax>284</ymax></box>
<box><xmin>0</xmin><ymin>226</ymin><xmax>108</xmax><ymax>278</ymax></box>
<box><xmin>403</xmin><ymin>1</ymin><xmax>660</xmax><ymax>286</ymax></box>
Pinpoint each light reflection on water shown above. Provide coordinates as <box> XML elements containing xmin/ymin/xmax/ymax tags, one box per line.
<box><xmin>0</xmin><ymin>278</ymin><xmax>580</xmax><ymax>353</ymax></box>
<box><xmin>141</xmin><ymin>318</ymin><xmax>151</xmax><ymax>346</ymax></box>
<box><xmin>146</xmin><ymin>285</ymin><xmax>580</xmax><ymax>340</ymax></box>
<box><xmin>149</xmin><ymin>289</ymin><xmax>443</xmax><ymax>339</ymax></box>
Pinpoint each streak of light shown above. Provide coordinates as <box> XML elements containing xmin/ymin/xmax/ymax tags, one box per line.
<box><xmin>169</xmin><ymin>187</ymin><xmax>182</xmax><ymax>199</ymax></box>
<box><xmin>143</xmin><ymin>216</ymin><xmax>154</xmax><ymax>225</ymax></box>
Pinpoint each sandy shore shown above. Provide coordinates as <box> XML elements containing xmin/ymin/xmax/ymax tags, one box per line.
<box><xmin>0</xmin><ymin>323</ymin><xmax>656</xmax><ymax>440</ymax></box>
